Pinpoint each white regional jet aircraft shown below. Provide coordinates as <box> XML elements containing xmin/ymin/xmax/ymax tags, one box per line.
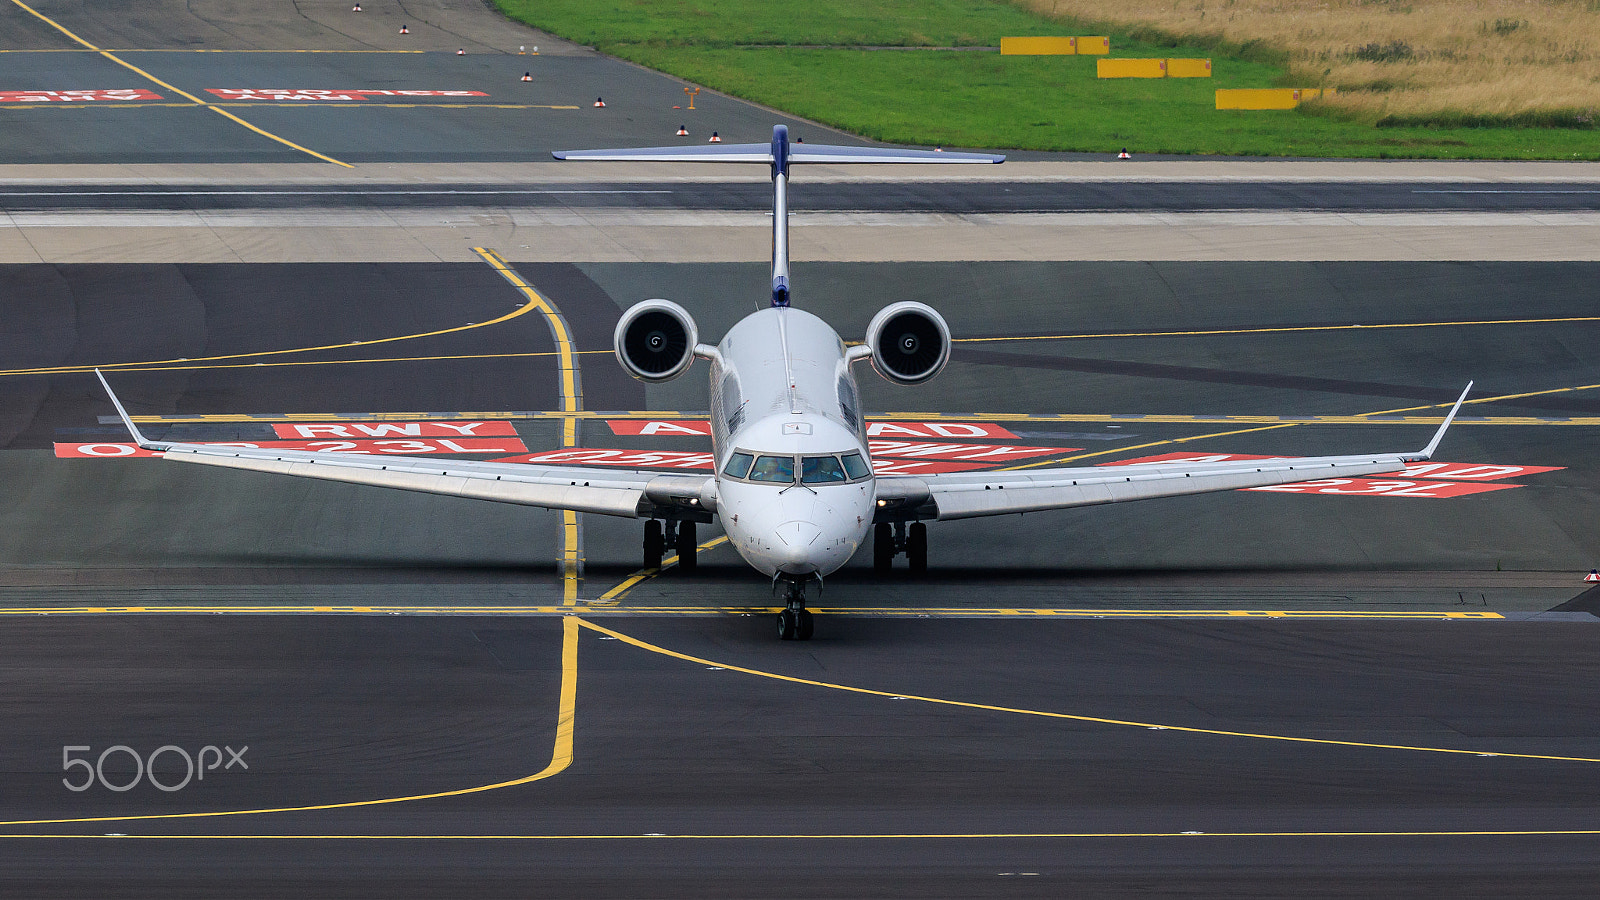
<box><xmin>99</xmin><ymin>125</ymin><xmax>1470</xmax><ymax>640</ymax></box>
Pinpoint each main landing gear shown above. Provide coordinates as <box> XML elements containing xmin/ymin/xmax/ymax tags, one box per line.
<box><xmin>776</xmin><ymin>576</ymin><xmax>814</xmax><ymax>641</ymax></box>
<box><xmin>872</xmin><ymin>521</ymin><xmax>927</xmax><ymax>574</ymax></box>
<box><xmin>643</xmin><ymin>519</ymin><xmax>698</xmax><ymax>572</ymax></box>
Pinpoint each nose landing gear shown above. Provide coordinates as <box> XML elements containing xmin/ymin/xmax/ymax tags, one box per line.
<box><xmin>776</xmin><ymin>576</ymin><xmax>815</xmax><ymax>641</ymax></box>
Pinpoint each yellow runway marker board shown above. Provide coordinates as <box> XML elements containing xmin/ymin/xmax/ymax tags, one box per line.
<box><xmin>1098</xmin><ymin>59</ymin><xmax>1167</xmax><ymax>78</ymax></box>
<box><xmin>1217</xmin><ymin>88</ymin><xmax>1332</xmax><ymax>109</ymax></box>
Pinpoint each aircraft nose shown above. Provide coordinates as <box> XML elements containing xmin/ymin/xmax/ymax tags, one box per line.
<box><xmin>773</xmin><ymin>521</ymin><xmax>823</xmax><ymax>572</ymax></box>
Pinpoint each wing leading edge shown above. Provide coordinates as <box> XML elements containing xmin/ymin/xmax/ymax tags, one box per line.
<box><xmin>877</xmin><ymin>383</ymin><xmax>1474</xmax><ymax>521</ymax></box>
<box><xmin>95</xmin><ymin>371</ymin><xmax>711</xmax><ymax>519</ymax></box>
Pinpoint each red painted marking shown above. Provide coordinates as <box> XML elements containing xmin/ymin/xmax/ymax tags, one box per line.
<box><xmin>55</xmin><ymin>443</ymin><xmax>161</xmax><ymax>458</ymax></box>
<box><xmin>206</xmin><ymin>89</ymin><xmax>488</xmax><ymax>101</ymax></box>
<box><xmin>604</xmin><ymin>420</ymin><xmax>1020</xmax><ymax>439</ymax></box>
<box><xmin>1103</xmin><ymin>453</ymin><xmax>1561</xmax><ymax>481</ymax></box>
<box><xmin>1101</xmin><ymin>452</ymin><xmax>1284</xmax><ymax>467</ymax></box>
<box><xmin>1246</xmin><ymin>478</ymin><xmax>1521</xmax><ymax>499</ymax></box>
<box><xmin>272</xmin><ymin>421</ymin><xmax>517</xmax><ymax>438</ymax></box>
<box><xmin>491</xmin><ymin>449</ymin><xmax>995</xmax><ymax>475</ymax></box>
<box><xmin>54</xmin><ymin>438</ymin><xmax>525</xmax><ymax>458</ymax></box>
<box><xmin>606</xmin><ymin>420</ymin><xmax>712</xmax><ymax>436</ymax></box>
<box><xmin>0</xmin><ymin>89</ymin><xmax>161</xmax><ymax>102</ymax></box>
<box><xmin>1394</xmin><ymin>462</ymin><xmax>1562</xmax><ymax>481</ymax></box>
<box><xmin>868</xmin><ymin>459</ymin><xmax>991</xmax><ymax>475</ymax></box>
<box><xmin>865</xmin><ymin>422</ymin><xmax>1019</xmax><ymax>439</ymax></box>
<box><xmin>867</xmin><ymin>440</ymin><xmax>1071</xmax><ymax>462</ymax></box>
<box><xmin>498</xmin><ymin>449</ymin><xmax>714</xmax><ymax>469</ymax></box>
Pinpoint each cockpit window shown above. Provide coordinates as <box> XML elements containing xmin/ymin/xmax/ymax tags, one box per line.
<box><xmin>801</xmin><ymin>455</ymin><xmax>848</xmax><ymax>484</ymax></box>
<box><xmin>841</xmin><ymin>452</ymin><xmax>871</xmax><ymax>480</ymax></box>
<box><xmin>748</xmin><ymin>454</ymin><xmax>795</xmax><ymax>484</ymax></box>
<box><xmin>722</xmin><ymin>452</ymin><xmax>754</xmax><ymax>479</ymax></box>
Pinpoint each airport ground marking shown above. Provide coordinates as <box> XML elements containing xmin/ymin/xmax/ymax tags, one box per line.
<box><xmin>9</xmin><ymin>828</ymin><xmax>1600</xmax><ymax>840</ymax></box>
<box><xmin>6</xmin><ymin>0</ymin><xmax>351</xmax><ymax>166</ymax></box>
<box><xmin>0</xmin><ymin>616</ymin><xmax>578</xmax><ymax>828</ymax></box>
<box><xmin>0</xmin><ymin>102</ymin><xmax>581</xmax><ymax>110</ymax></box>
<box><xmin>113</xmin><ymin>409</ymin><xmax>1600</xmax><ymax>426</ymax></box>
<box><xmin>0</xmin><ymin>605</ymin><xmax>1504</xmax><ymax>620</ymax></box>
<box><xmin>574</xmin><ymin>617</ymin><xmax>1600</xmax><ymax>764</ymax></box>
<box><xmin>954</xmin><ymin>315</ymin><xmax>1600</xmax><ymax>346</ymax></box>
<box><xmin>475</xmin><ymin>248</ymin><xmax>585</xmax><ymax>604</ymax></box>
<box><xmin>1001</xmin><ymin>383</ymin><xmax>1600</xmax><ymax>471</ymax></box>
<box><xmin>0</xmin><ymin>289</ymin><xmax>553</xmax><ymax>381</ymax></box>
<box><xmin>592</xmin><ymin>535</ymin><xmax>733</xmax><ymax>605</ymax></box>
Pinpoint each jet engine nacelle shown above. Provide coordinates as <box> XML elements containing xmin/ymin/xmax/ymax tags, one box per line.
<box><xmin>864</xmin><ymin>301</ymin><xmax>951</xmax><ymax>386</ymax></box>
<box><xmin>614</xmin><ymin>299</ymin><xmax>699</xmax><ymax>383</ymax></box>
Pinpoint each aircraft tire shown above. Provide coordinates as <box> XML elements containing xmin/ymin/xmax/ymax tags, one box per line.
<box><xmin>873</xmin><ymin>522</ymin><xmax>893</xmax><ymax>571</ymax></box>
<box><xmin>796</xmin><ymin>609</ymin><xmax>814</xmax><ymax>640</ymax></box>
<box><xmin>908</xmin><ymin>522</ymin><xmax>928</xmax><ymax>574</ymax></box>
<box><xmin>676</xmin><ymin>520</ymin><xmax>698</xmax><ymax>572</ymax></box>
<box><xmin>644</xmin><ymin>520</ymin><xmax>664</xmax><ymax>569</ymax></box>
<box><xmin>777</xmin><ymin>609</ymin><xmax>798</xmax><ymax>640</ymax></box>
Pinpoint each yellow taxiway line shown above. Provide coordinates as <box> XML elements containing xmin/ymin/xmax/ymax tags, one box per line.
<box><xmin>953</xmin><ymin>315</ymin><xmax>1600</xmax><ymax>345</ymax></box>
<box><xmin>0</xmin><ymin>616</ymin><xmax>579</xmax><ymax>828</ymax></box>
<box><xmin>0</xmin><ymin>605</ymin><xmax>1503</xmax><ymax>620</ymax></box>
<box><xmin>8</xmin><ymin>828</ymin><xmax>1600</xmax><ymax>840</ymax></box>
<box><xmin>575</xmin><ymin>617</ymin><xmax>1599</xmax><ymax>763</ymax></box>
<box><xmin>7</xmin><ymin>0</ymin><xmax>350</xmax><ymax>166</ymax></box>
<box><xmin>473</xmin><ymin>248</ymin><xmax>585</xmax><ymax>605</ymax></box>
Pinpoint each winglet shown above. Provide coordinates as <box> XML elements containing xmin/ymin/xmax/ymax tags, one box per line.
<box><xmin>1406</xmin><ymin>381</ymin><xmax>1472</xmax><ymax>461</ymax></box>
<box><xmin>95</xmin><ymin>369</ymin><xmax>163</xmax><ymax>450</ymax></box>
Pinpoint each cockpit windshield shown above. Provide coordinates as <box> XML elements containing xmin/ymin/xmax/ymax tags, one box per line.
<box><xmin>748</xmin><ymin>454</ymin><xmax>795</xmax><ymax>484</ymax></box>
<box><xmin>724</xmin><ymin>450</ymin><xmax>873</xmax><ymax>485</ymax></box>
<box><xmin>801</xmin><ymin>455</ymin><xmax>847</xmax><ymax>484</ymax></box>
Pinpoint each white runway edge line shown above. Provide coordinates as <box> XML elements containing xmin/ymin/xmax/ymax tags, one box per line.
<box><xmin>14</xmin><ymin>210</ymin><xmax>1600</xmax><ymax>228</ymax></box>
<box><xmin>0</xmin><ymin>190</ymin><xmax>672</xmax><ymax>196</ymax></box>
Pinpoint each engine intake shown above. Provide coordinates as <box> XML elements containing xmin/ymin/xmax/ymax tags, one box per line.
<box><xmin>864</xmin><ymin>301</ymin><xmax>950</xmax><ymax>386</ymax></box>
<box><xmin>614</xmin><ymin>299</ymin><xmax>698</xmax><ymax>383</ymax></box>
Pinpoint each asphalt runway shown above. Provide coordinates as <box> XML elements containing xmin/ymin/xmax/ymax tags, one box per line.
<box><xmin>5</xmin><ymin>0</ymin><xmax>1600</xmax><ymax>896</ymax></box>
<box><xmin>8</xmin><ymin>181</ymin><xmax>1600</xmax><ymax>212</ymax></box>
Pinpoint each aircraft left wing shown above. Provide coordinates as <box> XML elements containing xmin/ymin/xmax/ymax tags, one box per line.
<box><xmin>875</xmin><ymin>384</ymin><xmax>1473</xmax><ymax>522</ymax></box>
<box><xmin>95</xmin><ymin>371</ymin><xmax>710</xmax><ymax>520</ymax></box>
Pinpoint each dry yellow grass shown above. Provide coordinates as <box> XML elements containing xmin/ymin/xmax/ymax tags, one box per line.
<box><xmin>1019</xmin><ymin>0</ymin><xmax>1600</xmax><ymax>123</ymax></box>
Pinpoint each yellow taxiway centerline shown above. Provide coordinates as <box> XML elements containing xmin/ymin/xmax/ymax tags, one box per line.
<box><xmin>6</xmin><ymin>0</ymin><xmax>351</xmax><ymax>166</ymax></box>
<box><xmin>0</xmin><ymin>605</ymin><xmax>1504</xmax><ymax>619</ymax></box>
<box><xmin>953</xmin><ymin>315</ymin><xmax>1600</xmax><ymax>345</ymax></box>
<box><xmin>574</xmin><ymin>617</ymin><xmax>1598</xmax><ymax>763</ymax></box>
<box><xmin>473</xmin><ymin>248</ymin><xmax>585</xmax><ymax>605</ymax></box>
<box><xmin>0</xmin><ymin>616</ymin><xmax>579</xmax><ymax>828</ymax></box>
<box><xmin>4</xmin><ymin>828</ymin><xmax>1600</xmax><ymax>839</ymax></box>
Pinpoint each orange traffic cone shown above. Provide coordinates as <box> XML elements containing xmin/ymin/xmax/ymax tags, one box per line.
<box><xmin>456</xmin><ymin>48</ymin><xmax>465</xmax><ymax>56</ymax></box>
<box><xmin>1587</xmin><ymin>569</ymin><xmax>1600</xmax><ymax>582</ymax></box>
<box><xmin>593</xmin><ymin>97</ymin><xmax>605</xmax><ymax>108</ymax></box>
<box><xmin>398</xmin><ymin>24</ymin><xmax>408</xmax><ymax>34</ymax></box>
<box><xmin>520</xmin><ymin>72</ymin><xmax>531</xmax><ymax>82</ymax></box>
<box><xmin>1117</xmin><ymin>147</ymin><xmax>1131</xmax><ymax>159</ymax></box>
<box><xmin>351</xmin><ymin>2</ymin><xmax>361</xmax><ymax>10</ymax></box>
<box><xmin>676</xmin><ymin>125</ymin><xmax>688</xmax><ymax>136</ymax></box>
<box><xmin>708</xmin><ymin>132</ymin><xmax>721</xmax><ymax>142</ymax></box>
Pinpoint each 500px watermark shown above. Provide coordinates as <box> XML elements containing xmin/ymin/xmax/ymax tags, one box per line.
<box><xmin>62</xmin><ymin>745</ymin><xmax>248</xmax><ymax>792</ymax></box>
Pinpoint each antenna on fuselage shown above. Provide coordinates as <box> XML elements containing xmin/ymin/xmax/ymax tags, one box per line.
<box><xmin>553</xmin><ymin>127</ymin><xmax>1004</xmax><ymax>308</ymax></box>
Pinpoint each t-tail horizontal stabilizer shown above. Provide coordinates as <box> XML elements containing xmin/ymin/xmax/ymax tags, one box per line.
<box><xmin>556</xmin><ymin>125</ymin><xmax>1004</xmax><ymax>308</ymax></box>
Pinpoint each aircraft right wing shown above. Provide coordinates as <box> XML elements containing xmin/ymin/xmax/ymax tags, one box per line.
<box><xmin>95</xmin><ymin>371</ymin><xmax>712</xmax><ymax>520</ymax></box>
<box><xmin>875</xmin><ymin>384</ymin><xmax>1473</xmax><ymax>522</ymax></box>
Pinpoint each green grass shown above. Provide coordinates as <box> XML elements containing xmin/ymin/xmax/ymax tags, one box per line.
<box><xmin>493</xmin><ymin>0</ymin><xmax>1600</xmax><ymax>159</ymax></box>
